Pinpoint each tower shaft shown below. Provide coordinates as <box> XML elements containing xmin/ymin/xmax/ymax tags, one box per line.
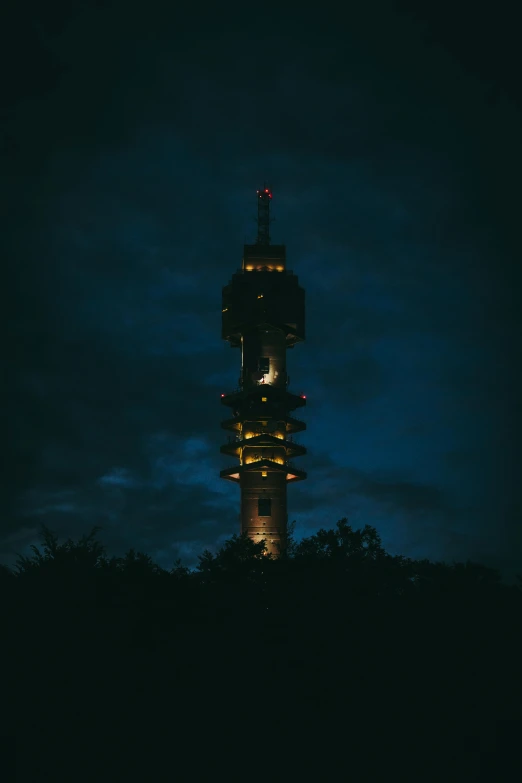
<box><xmin>220</xmin><ymin>188</ymin><xmax>306</xmax><ymax>556</ymax></box>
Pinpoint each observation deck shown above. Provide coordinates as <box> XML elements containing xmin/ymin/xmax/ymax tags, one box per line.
<box><xmin>220</xmin><ymin>458</ymin><xmax>307</xmax><ymax>484</ymax></box>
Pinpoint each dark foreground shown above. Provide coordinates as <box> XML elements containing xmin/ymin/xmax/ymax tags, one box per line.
<box><xmin>2</xmin><ymin>521</ymin><xmax>521</xmax><ymax>781</ymax></box>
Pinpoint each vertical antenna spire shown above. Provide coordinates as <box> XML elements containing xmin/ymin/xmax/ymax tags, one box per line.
<box><xmin>256</xmin><ymin>185</ymin><xmax>272</xmax><ymax>245</ymax></box>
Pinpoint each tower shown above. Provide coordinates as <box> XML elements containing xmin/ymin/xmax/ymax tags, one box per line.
<box><xmin>220</xmin><ymin>187</ymin><xmax>306</xmax><ymax>556</ymax></box>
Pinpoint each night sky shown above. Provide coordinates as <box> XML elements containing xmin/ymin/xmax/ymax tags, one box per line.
<box><xmin>3</xmin><ymin>1</ymin><xmax>521</xmax><ymax>575</ymax></box>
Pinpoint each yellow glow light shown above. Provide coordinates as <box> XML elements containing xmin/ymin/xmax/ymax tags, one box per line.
<box><xmin>262</xmin><ymin>471</ymin><xmax>267</xmax><ymax>478</ymax></box>
<box><xmin>261</xmin><ymin>397</ymin><xmax>267</xmax><ymax>402</ymax></box>
<box><xmin>222</xmin><ymin>307</ymin><xmax>228</xmax><ymax>312</ymax></box>
<box><xmin>257</xmin><ymin>294</ymin><xmax>263</xmax><ymax>299</ymax></box>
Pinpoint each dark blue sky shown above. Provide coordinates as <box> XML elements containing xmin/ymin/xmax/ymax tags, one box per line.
<box><xmin>3</xmin><ymin>1</ymin><xmax>521</xmax><ymax>574</ymax></box>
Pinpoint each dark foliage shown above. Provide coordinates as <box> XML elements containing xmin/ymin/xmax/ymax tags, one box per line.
<box><xmin>2</xmin><ymin>521</ymin><xmax>521</xmax><ymax>780</ymax></box>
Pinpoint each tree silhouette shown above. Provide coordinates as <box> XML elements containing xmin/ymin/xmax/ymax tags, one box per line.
<box><xmin>15</xmin><ymin>525</ymin><xmax>107</xmax><ymax>576</ymax></box>
<box><xmin>2</xmin><ymin>519</ymin><xmax>521</xmax><ymax>780</ymax></box>
<box><xmin>293</xmin><ymin>518</ymin><xmax>386</xmax><ymax>561</ymax></box>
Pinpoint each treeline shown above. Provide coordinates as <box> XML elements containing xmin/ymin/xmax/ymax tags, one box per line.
<box><xmin>2</xmin><ymin>520</ymin><xmax>521</xmax><ymax>780</ymax></box>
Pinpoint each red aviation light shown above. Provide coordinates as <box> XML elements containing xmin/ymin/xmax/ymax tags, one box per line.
<box><xmin>301</xmin><ymin>394</ymin><xmax>306</xmax><ymax>399</ymax></box>
<box><xmin>221</xmin><ymin>393</ymin><xmax>225</xmax><ymax>398</ymax></box>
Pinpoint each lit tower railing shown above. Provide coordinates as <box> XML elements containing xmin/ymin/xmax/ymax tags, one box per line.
<box><xmin>220</xmin><ymin>186</ymin><xmax>306</xmax><ymax>556</ymax></box>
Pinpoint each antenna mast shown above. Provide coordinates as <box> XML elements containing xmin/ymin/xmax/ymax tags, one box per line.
<box><xmin>256</xmin><ymin>185</ymin><xmax>272</xmax><ymax>245</ymax></box>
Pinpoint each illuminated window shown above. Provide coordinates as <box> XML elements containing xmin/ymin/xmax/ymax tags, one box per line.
<box><xmin>261</xmin><ymin>397</ymin><xmax>267</xmax><ymax>402</ymax></box>
<box><xmin>258</xmin><ymin>498</ymin><xmax>271</xmax><ymax>517</ymax></box>
<box><xmin>262</xmin><ymin>471</ymin><xmax>268</xmax><ymax>480</ymax></box>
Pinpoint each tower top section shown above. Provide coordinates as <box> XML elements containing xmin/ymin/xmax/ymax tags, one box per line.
<box><xmin>256</xmin><ymin>186</ymin><xmax>272</xmax><ymax>246</ymax></box>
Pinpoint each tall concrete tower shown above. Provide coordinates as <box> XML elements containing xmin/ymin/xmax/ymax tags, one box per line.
<box><xmin>220</xmin><ymin>187</ymin><xmax>306</xmax><ymax>556</ymax></box>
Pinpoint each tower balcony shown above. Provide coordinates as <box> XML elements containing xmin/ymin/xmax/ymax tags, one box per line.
<box><xmin>220</xmin><ymin>458</ymin><xmax>307</xmax><ymax>484</ymax></box>
<box><xmin>285</xmin><ymin>415</ymin><xmax>307</xmax><ymax>434</ymax></box>
<box><xmin>220</xmin><ymin>433</ymin><xmax>306</xmax><ymax>459</ymax></box>
<box><xmin>220</xmin><ymin>385</ymin><xmax>306</xmax><ymax>412</ymax></box>
<box><xmin>221</xmin><ymin>416</ymin><xmax>242</xmax><ymax>433</ymax></box>
<box><xmin>220</xmin><ymin>413</ymin><xmax>307</xmax><ymax>434</ymax></box>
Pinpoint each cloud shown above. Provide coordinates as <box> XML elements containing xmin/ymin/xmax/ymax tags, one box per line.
<box><xmin>97</xmin><ymin>468</ymin><xmax>140</xmax><ymax>489</ymax></box>
<box><xmin>3</xmin><ymin>3</ymin><xmax>521</xmax><ymax>577</ymax></box>
<box><xmin>354</xmin><ymin>473</ymin><xmax>445</xmax><ymax>513</ymax></box>
<box><xmin>292</xmin><ymin>456</ymin><xmax>445</xmax><ymax>514</ymax></box>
